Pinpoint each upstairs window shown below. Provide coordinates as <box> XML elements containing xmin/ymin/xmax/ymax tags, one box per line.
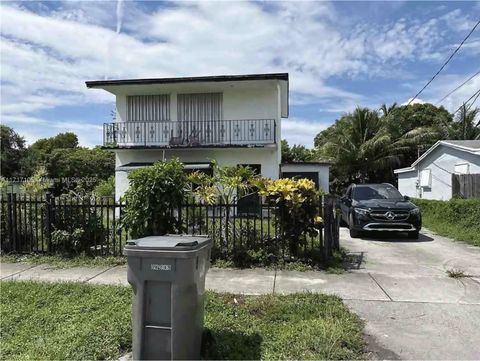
<box><xmin>177</xmin><ymin>93</ymin><xmax>223</xmax><ymax>143</ymax></box>
<box><xmin>177</xmin><ymin>93</ymin><xmax>223</xmax><ymax>122</ymax></box>
<box><xmin>127</xmin><ymin>95</ymin><xmax>170</xmax><ymax>121</ymax></box>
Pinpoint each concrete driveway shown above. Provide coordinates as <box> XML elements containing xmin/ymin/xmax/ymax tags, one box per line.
<box><xmin>340</xmin><ymin>227</ymin><xmax>480</xmax><ymax>360</ymax></box>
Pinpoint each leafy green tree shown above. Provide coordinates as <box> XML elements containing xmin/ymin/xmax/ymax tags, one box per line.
<box><xmin>386</xmin><ymin>103</ymin><xmax>454</xmax><ymax>167</ymax></box>
<box><xmin>21</xmin><ymin>132</ymin><xmax>79</xmax><ymax>175</ymax></box>
<box><xmin>0</xmin><ymin>125</ymin><xmax>26</xmax><ymax>177</ymax></box>
<box><xmin>281</xmin><ymin>139</ymin><xmax>316</xmax><ymax>162</ymax></box>
<box><xmin>122</xmin><ymin>159</ymin><xmax>187</xmax><ymax>237</ymax></box>
<box><xmin>46</xmin><ymin>147</ymin><xmax>114</xmax><ymax>194</ymax></box>
<box><xmin>315</xmin><ymin>103</ymin><xmax>456</xmax><ymax>193</ymax></box>
<box><xmin>30</xmin><ymin>132</ymin><xmax>78</xmax><ymax>154</ymax></box>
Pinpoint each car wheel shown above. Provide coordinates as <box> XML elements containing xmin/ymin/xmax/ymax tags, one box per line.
<box><xmin>407</xmin><ymin>230</ymin><xmax>419</xmax><ymax>239</ymax></box>
<box><xmin>349</xmin><ymin>228</ymin><xmax>360</xmax><ymax>238</ymax></box>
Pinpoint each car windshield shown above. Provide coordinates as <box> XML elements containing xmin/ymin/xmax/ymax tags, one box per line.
<box><xmin>353</xmin><ymin>185</ymin><xmax>403</xmax><ymax>201</ymax></box>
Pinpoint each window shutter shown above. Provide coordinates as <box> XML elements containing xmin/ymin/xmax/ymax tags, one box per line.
<box><xmin>127</xmin><ymin>95</ymin><xmax>170</xmax><ymax>121</ymax></box>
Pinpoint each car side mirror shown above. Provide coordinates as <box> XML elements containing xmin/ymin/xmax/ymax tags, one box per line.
<box><xmin>403</xmin><ymin>195</ymin><xmax>410</xmax><ymax>201</ymax></box>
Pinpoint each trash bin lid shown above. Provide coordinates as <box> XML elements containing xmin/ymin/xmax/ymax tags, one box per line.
<box><xmin>124</xmin><ymin>235</ymin><xmax>211</xmax><ymax>251</ymax></box>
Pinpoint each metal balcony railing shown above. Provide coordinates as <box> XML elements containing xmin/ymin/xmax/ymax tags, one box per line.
<box><xmin>103</xmin><ymin>119</ymin><xmax>276</xmax><ymax>147</ymax></box>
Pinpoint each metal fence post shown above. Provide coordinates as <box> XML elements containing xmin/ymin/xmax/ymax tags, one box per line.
<box><xmin>45</xmin><ymin>192</ymin><xmax>53</xmax><ymax>252</ymax></box>
<box><xmin>6</xmin><ymin>193</ymin><xmax>15</xmax><ymax>251</ymax></box>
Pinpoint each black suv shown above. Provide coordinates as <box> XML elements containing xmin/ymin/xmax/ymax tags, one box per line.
<box><xmin>340</xmin><ymin>183</ymin><xmax>422</xmax><ymax>239</ymax></box>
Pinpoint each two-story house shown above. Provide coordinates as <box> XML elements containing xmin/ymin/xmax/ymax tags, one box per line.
<box><xmin>86</xmin><ymin>73</ymin><xmax>289</xmax><ymax>200</ymax></box>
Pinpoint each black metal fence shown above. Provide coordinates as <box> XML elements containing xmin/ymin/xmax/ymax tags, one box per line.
<box><xmin>1</xmin><ymin>193</ymin><xmax>340</xmax><ymax>264</ymax></box>
<box><xmin>0</xmin><ymin>193</ymin><xmax>128</xmax><ymax>256</ymax></box>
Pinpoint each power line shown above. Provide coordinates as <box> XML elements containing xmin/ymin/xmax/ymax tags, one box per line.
<box><xmin>452</xmin><ymin>88</ymin><xmax>480</xmax><ymax>115</ymax></box>
<box><xmin>466</xmin><ymin>89</ymin><xmax>480</xmax><ymax>111</ymax></box>
<box><xmin>408</xmin><ymin>19</ymin><xmax>480</xmax><ymax>106</ymax></box>
<box><xmin>435</xmin><ymin>69</ymin><xmax>480</xmax><ymax>104</ymax></box>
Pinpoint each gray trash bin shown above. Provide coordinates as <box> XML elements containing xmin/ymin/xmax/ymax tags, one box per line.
<box><xmin>124</xmin><ymin>235</ymin><xmax>212</xmax><ymax>360</ymax></box>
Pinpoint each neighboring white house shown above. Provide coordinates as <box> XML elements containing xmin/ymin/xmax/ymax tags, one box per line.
<box><xmin>86</xmin><ymin>73</ymin><xmax>329</xmax><ymax>199</ymax></box>
<box><xmin>394</xmin><ymin>140</ymin><xmax>480</xmax><ymax>200</ymax></box>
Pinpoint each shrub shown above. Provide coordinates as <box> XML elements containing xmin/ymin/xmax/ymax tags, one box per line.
<box><xmin>208</xmin><ymin>218</ymin><xmax>279</xmax><ymax>267</ymax></box>
<box><xmin>122</xmin><ymin>159</ymin><xmax>187</xmax><ymax>238</ymax></box>
<box><xmin>413</xmin><ymin>197</ymin><xmax>480</xmax><ymax>246</ymax></box>
<box><xmin>21</xmin><ymin>166</ymin><xmax>50</xmax><ymax>195</ymax></box>
<box><xmin>49</xmin><ymin>197</ymin><xmax>107</xmax><ymax>254</ymax></box>
<box><xmin>94</xmin><ymin>176</ymin><xmax>115</xmax><ymax>197</ymax></box>
<box><xmin>51</xmin><ymin>229</ymin><xmax>85</xmax><ymax>254</ymax></box>
<box><xmin>260</xmin><ymin>178</ymin><xmax>323</xmax><ymax>257</ymax></box>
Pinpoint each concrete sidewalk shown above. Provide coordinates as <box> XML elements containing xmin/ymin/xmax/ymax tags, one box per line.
<box><xmin>1</xmin><ymin>256</ymin><xmax>479</xmax><ymax>304</ymax></box>
<box><xmin>1</xmin><ymin>227</ymin><xmax>480</xmax><ymax>360</ymax></box>
<box><xmin>0</xmin><ymin>262</ymin><xmax>391</xmax><ymax>301</ymax></box>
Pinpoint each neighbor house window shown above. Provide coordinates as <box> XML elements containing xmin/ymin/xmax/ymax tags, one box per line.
<box><xmin>454</xmin><ymin>163</ymin><xmax>469</xmax><ymax>174</ymax></box>
<box><xmin>419</xmin><ymin>169</ymin><xmax>432</xmax><ymax>188</ymax></box>
<box><xmin>127</xmin><ymin>95</ymin><xmax>170</xmax><ymax>121</ymax></box>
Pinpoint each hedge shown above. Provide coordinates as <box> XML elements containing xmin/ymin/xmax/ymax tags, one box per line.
<box><xmin>413</xmin><ymin>197</ymin><xmax>480</xmax><ymax>247</ymax></box>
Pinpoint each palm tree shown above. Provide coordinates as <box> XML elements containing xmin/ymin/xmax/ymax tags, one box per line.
<box><xmin>380</xmin><ymin>102</ymin><xmax>398</xmax><ymax>117</ymax></box>
<box><xmin>320</xmin><ymin>107</ymin><xmax>401</xmax><ymax>184</ymax></box>
<box><xmin>453</xmin><ymin>104</ymin><xmax>480</xmax><ymax>140</ymax></box>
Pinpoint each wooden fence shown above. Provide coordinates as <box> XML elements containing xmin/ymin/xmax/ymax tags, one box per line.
<box><xmin>452</xmin><ymin>174</ymin><xmax>480</xmax><ymax>199</ymax></box>
<box><xmin>0</xmin><ymin>193</ymin><xmax>340</xmax><ymax>264</ymax></box>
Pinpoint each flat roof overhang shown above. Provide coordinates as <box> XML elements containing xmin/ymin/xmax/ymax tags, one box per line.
<box><xmin>281</xmin><ymin>161</ymin><xmax>333</xmax><ymax>166</ymax></box>
<box><xmin>86</xmin><ymin>73</ymin><xmax>288</xmax><ymax>88</ymax></box>
<box><xmin>86</xmin><ymin>73</ymin><xmax>289</xmax><ymax>117</ymax></box>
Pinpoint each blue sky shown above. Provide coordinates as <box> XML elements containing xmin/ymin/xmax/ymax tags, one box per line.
<box><xmin>1</xmin><ymin>1</ymin><xmax>479</xmax><ymax>147</ymax></box>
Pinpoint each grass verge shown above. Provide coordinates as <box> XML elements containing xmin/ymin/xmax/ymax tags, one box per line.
<box><xmin>413</xmin><ymin>198</ymin><xmax>480</xmax><ymax>247</ymax></box>
<box><xmin>0</xmin><ymin>281</ymin><xmax>365</xmax><ymax>360</ymax></box>
<box><xmin>1</xmin><ymin>253</ymin><xmax>352</xmax><ymax>273</ymax></box>
<box><xmin>0</xmin><ymin>253</ymin><xmax>126</xmax><ymax>268</ymax></box>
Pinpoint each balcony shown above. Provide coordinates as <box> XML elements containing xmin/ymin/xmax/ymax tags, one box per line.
<box><xmin>103</xmin><ymin>119</ymin><xmax>276</xmax><ymax>148</ymax></box>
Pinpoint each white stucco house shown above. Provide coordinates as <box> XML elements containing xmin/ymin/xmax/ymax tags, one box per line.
<box><xmin>86</xmin><ymin>73</ymin><xmax>330</xmax><ymax>200</ymax></box>
<box><xmin>394</xmin><ymin>140</ymin><xmax>480</xmax><ymax>200</ymax></box>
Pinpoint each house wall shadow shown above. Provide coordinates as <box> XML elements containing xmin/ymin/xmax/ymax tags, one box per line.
<box><xmin>202</xmin><ymin>328</ymin><xmax>262</xmax><ymax>360</ymax></box>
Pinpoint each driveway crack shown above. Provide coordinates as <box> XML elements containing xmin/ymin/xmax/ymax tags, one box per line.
<box><xmin>368</xmin><ymin>272</ymin><xmax>393</xmax><ymax>301</ymax></box>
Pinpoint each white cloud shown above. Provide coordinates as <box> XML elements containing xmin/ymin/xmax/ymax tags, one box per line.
<box><xmin>401</xmin><ymin>98</ymin><xmax>426</xmax><ymax>106</ymax></box>
<box><xmin>420</xmin><ymin>73</ymin><xmax>480</xmax><ymax>112</ymax></box>
<box><xmin>0</xmin><ymin>1</ymin><xmax>478</xmax><ymax>147</ymax></box>
<box><xmin>282</xmin><ymin>118</ymin><xmax>329</xmax><ymax>148</ymax></box>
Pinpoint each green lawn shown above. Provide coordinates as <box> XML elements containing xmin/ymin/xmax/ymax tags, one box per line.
<box><xmin>413</xmin><ymin>198</ymin><xmax>480</xmax><ymax>247</ymax></box>
<box><xmin>0</xmin><ymin>281</ymin><xmax>365</xmax><ymax>360</ymax></box>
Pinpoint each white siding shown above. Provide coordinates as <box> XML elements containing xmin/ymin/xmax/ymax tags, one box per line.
<box><xmin>111</xmin><ymin>80</ymin><xmax>283</xmax><ymax>200</ymax></box>
<box><xmin>114</xmin><ymin>148</ymin><xmax>279</xmax><ymax>201</ymax></box>
<box><xmin>397</xmin><ymin>145</ymin><xmax>480</xmax><ymax>200</ymax></box>
<box><xmin>398</xmin><ymin>171</ymin><xmax>419</xmax><ymax>198</ymax></box>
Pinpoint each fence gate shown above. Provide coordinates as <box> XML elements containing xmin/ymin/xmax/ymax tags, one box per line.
<box><xmin>452</xmin><ymin>174</ymin><xmax>480</xmax><ymax>198</ymax></box>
